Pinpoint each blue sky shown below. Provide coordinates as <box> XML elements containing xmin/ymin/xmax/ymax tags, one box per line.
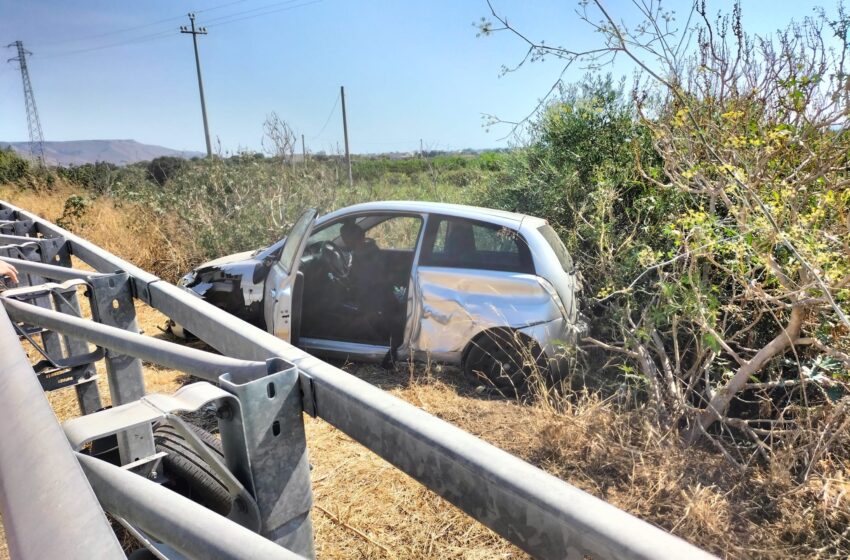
<box><xmin>0</xmin><ymin>0</ymin><xmax>825</xmax><ymax>154</ymax></box>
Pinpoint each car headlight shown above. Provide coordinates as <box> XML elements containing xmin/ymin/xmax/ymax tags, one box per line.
<box><xmin>177</xmin><ymin>271</ymin><xmax>196</xmax><ymax>288</ymax></box>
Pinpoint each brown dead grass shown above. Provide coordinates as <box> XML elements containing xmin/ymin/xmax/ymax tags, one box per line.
<box><xmin>0</xmin><ymin>181</ymin><xmax>198</xmax><ymax>282</ymax></box>
<box><xmin>1</xmin><ymin>183</ymin><xmax>848</xmax><ymax>559</ymax></box>
<box><xmin>336</xmin><ymin>365</ymin><xmax>850</xmax><ymax>559</ymax></box>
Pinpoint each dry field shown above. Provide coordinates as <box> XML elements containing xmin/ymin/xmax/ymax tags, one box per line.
<box><xmin>1</xmin><ymin>183</ymin><xmax>848</xmax><ymax>559</ymax></box>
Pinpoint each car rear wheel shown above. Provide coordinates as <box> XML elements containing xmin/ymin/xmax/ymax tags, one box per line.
<box><xmin>154</xmin><ymin>420</ymin><xmax>231</xmax><ymax>515</ymax></box>
<box><xmin>463</xmin><ymin>329</ymin><xmax>549</xmax><ymax>395</ymax></box>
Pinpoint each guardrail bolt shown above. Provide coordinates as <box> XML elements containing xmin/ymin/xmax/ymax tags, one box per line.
<box><xmin>216</xmin><ymin>403</ymin><xmax>233</xmax><ymax>420</ymax></box>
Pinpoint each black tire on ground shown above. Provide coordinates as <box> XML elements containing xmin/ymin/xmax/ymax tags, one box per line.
<box><xmin>153</xmin><ymin>420</ymin><xmax>232</xmax><ymax>515</ymax></box>
<box><xmin>463</xmin><ymin>329</ymin><xmax>549</xmax><ymax>395</ymax></box>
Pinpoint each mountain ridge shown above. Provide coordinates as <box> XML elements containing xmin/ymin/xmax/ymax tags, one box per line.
<box><xmin>1</xmin><ymin>139</ymin><xmax>205</xmax><ymax>166</ymax></box>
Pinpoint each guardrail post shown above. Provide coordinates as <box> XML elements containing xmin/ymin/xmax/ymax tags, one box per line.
<box><xmin>2</xmin><ymin>238</ymin><xmax>67</xmax><ymax>362</ymax></box>
<box><xmin>87</xmin><ymin>272</ymin><xmax>154</xmax><ymax>464</ymax></box>
<box><xmin>52</xmin><ymin>287</ymin><xmax>102</xmax><ymax>414</ymax></box>
<box><xmin>218</xmin><ymin>358</ymin><xmax>315</xmax><ymax>559</ymax></box>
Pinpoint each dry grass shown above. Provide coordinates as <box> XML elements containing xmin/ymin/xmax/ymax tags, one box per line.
<box><xmin>0</xmin><ymin>181</ymin><xmax>198</xmax><ymax>282</ymax></box>
<box><xmin>306</xmin><ymin>363</ymin><xmax>527</xmax><ymax>560</ymax></box>
<box><xmin>1</xmin><ymin>184</ymin><xmax>848</xmax><ymax>559</ymax></box>
<box><xmin>332</xmin><ymin>364</ymin><xmax>850</xmax><ymax>559</ymax></box>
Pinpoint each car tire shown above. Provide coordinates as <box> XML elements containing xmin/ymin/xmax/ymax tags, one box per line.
<box><xmin>464</xmin><ymin>329</ymin><xmax>549</xmax><ymax>396</ymax></box>
<box><xmin>154</xmin><ymin>420</ymin><xmax>231</xmax><ymax>515</ymax></box>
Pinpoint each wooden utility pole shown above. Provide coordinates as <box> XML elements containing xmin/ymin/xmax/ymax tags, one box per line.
<box><xmin>181</xmin><ymin>13</ymin><xmax>212</xmax><ymax>157</ymax></box>
<box><xmin>301</xmin><ymin>133</ymin><xmax>306</xmax><ymax>163</ymax></box>
<box><xmin>340</xmin><ymin>86</ymin><xmax>352</xmax><ymax>187</ymax></box>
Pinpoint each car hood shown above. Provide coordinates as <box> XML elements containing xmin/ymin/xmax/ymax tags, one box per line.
<box><xmin>184</xmin><ymin>248</ymin><xmax>268</xmax><ymax>306</ymax></box>
<box><xmin>197</xmin><ymin>249</ymin><xmax>257</xmax><ymax>270</ymax></box>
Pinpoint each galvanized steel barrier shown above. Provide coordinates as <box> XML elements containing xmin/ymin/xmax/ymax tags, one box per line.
<box><xmin>0</xmin><ymin>199</ymin><xmax>716</xmax><ymax>560</ymax></box>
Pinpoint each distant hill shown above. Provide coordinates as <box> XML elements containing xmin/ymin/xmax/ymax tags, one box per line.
<box><xmin>1</xmin><ymin>140</ymin><xmax>204</xmax><ymax>166</ymax></box>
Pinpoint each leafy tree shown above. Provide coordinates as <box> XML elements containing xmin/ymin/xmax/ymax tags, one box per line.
<box><xmin>0</xmin><ymin>147</ymin><xmax>30</xmax><ymax>183</ymax></box>
<box><xmin>146</xmin><ymin>156</ymin><xmax>187</xmax><ymax>186</ymax></box>
<box><xmin>480</xmin><ymin>1</ymin><xmax>850</xmax><ymax>473</ymax></box>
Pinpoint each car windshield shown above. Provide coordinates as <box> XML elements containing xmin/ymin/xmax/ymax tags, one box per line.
<box><xmin>537</xmin><ymin>224</ymin><xmax>573</xmax><ymax>273</ymax></box>
<box><xmin>279</xmin><ymin>209</ymin><xmax>317</xmax><ymax>273</ymax></box>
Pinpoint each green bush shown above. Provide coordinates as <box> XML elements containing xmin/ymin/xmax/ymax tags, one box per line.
<box><xmin>476</xmin><ymin>75</ymin><xmax>670</xmax><ymax>305</ymax></box>
<box><xmin>56</xmin><ymin>194</ymin><xmax>91</xmax><ymax>228</ymax></box>
<box><xmin>0</xmin><ymin>147</ymin><xmax>30</xmax><ymax>184</ymax></box>
<box><xmin>97</xmin><ymin>154</ymin><xmax>477</xmax><ymax>260</ymax></box>
<box><xmin>146</xmin><ymin>156</ymin><xmax>187</xmax><ymax>186</ymax></box>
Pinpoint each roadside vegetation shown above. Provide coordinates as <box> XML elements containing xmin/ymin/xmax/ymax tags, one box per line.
<box><xmin>1</xmin><ymin>2</ymin><xmax>848</xmax><ymax>557</ymax></box>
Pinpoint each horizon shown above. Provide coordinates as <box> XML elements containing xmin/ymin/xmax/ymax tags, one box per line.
<box><xmin>0</xmin><ymin>137</ymin><xmax>511</xmax><ymax>159</ymax></box>
<box><xmin>0</xmin><ymin>1</ymin><xmax>824</xmax><ymax>155</ymax></box>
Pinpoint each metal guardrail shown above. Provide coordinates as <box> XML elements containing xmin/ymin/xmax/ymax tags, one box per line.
<box><xmin>0</xmin><ymin>199</ymin><xmax>717</xmax><ymax>560</ymax></box>
<box><xmin>0</xmin><ymin>305</ymin><xmax>125</xmax><ymax>560</ymax></box>
<box><xmin>78</xmin><ymin>453</ymin><xmax>306</xmax><ymax>560</ymax></box>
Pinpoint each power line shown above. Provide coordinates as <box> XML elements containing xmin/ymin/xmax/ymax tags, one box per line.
<box><xmin>34</xmin><ymin>15</ymin><xmax>184</xmax><ymax>48</ymax></box>
<box><xmin>201</xmin><ymin>0</ymin><xmax>304</xmax><ymax>25</ymax></box>
<box><xmin>32</xmin><ymin>0</ymin><xmax>324</xmax><ymax>56</ymax></box>
<box><xmin>30</xmin><ymin>0</ymin><xmax>324</xmax><ymax>61</ymax></box>
<box><xmin>204</xmin><ymin>0</ymin><xmax>323</xmax><ymax>28</ymax></box>
<box><xmin>37</xmin><ymin>29</ymin><xmax>179</xmax><ymax>60</ymax></box>
<box><xmin>312</xmin><ymin>94</ymin><xmax>339</xmax><ymax>140</ymax></box>
<box><xmin>34</xmin><ymin>0</ymin><xmax>253</xmax><ymax>48</ymax></box>
<box><xmin>195</xmin><ymin>0</ymin><xmax>253</xmax><ymax>14</ymax></box>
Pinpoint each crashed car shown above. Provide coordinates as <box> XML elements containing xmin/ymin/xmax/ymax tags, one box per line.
<box><xmin>175</xmin><ymin>201</ymin><xmax>584</xmax><ymax>388</ymax></box>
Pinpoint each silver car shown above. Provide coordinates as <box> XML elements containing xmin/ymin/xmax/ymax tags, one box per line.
<box><xmin>176</xmin><ymin>201</ymin><xmax>583</xmax><ymax>389</ymax></box>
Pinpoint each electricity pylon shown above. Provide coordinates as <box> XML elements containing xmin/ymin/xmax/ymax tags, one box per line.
<box><xmin>7</xmin><ymin>41</ymin><xmax>45</xmax><ymax>165</ymax></box>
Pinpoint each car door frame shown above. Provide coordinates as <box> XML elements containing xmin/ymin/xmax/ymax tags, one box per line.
<box><xmin>297</xmin><ymin>209</ymin><xmax>429</xmax><ymax>362</ymax></box>
<box><xmin>263</xmin><ymin>208</ymin><xmax>318</xmax><ymax>343</ymax></box>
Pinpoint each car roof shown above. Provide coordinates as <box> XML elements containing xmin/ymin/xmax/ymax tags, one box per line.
<box><xmin>319</xmin><ymin>201</ymin><xmax>547</xmax><ymax>229</ymax></box>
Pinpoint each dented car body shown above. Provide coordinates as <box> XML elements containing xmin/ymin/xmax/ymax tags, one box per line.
<box><xmin>177</xmin><ymin>201</ymin><xmax>584</xmax><ymax>378</ymax></box>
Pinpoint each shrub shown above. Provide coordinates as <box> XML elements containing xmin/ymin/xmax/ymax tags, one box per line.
<box><xmin>146</xmin><ymin>156</ymin><xmax>187</xmax><ymax>186</ymax></box>
<box><xmin>480</xmin><ymin>4</ymin><xmax>850</xmax><ymax>479</ymax></box>
<box><xmin>0</xmin><ymin>147</ymin><xmax>30</xmax><ymax>183</ymax></box>
<box><xmin>56</xmin><ymin>194</ymin><xmax>91</xmax><ymax>228</ymax></box>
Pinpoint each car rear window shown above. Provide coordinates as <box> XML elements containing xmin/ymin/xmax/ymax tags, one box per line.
<box><xmin>538</xmin><ymin>225</ymin><xmax>574</xmax><ymax>273</ymax></box>
<box><xmin>421</xmin><ymin>216</ymin><xmax>533</xmax><ymax>273</ymax></box>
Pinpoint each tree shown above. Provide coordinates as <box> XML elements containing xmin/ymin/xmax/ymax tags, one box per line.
<box><xmin>262</xmin><ymin>112</ymin><xmax>296</xmax><ymax>166</ymax></box>
<box><xmin>146</xmin><ymin>156</ymin><xmax>187</xmax><ymax>187</ymax></box>
<box><xmin>480</xmin><ymin>1</ymin><xmax>850</xmax><ymax>470</ymax></box>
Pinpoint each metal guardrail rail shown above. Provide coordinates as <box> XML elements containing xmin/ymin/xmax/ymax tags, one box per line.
<box><xmin>0</xmin><ymin>199</ymin><xmax>717</xmax><ymax>560</ymax></box>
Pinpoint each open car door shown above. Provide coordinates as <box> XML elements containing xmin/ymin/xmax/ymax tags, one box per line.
<box><xmin>263</xmin><ymin>208</ymin><xmax>317</xmax><ymax>342</ymax></box>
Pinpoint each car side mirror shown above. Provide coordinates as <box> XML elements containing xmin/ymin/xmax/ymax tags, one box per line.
<box><xmin>253</xmin><ymin>259</ymin><xmax>274</xmax><ymax>284</ymax></box>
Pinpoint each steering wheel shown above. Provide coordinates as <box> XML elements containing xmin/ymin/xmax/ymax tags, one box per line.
<box><xmin>318</xmin><ymin>241</ymin><xmax>351</xmax><ymax>280</ymax></box>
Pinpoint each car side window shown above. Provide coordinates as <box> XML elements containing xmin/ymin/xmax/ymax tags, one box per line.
<box><xmin>365</xmin><ymin>216</ymin><xmax>422</xmax><ymax>250</ymax></box>
<box><xmin>307</xmin><ymin>215</ymin><xmax>423</xmax><ymax>251</ymax></box>
<box><xmin>421</xmin><ymin>216</ymin><xmax>533</xmax><ymax>273</ymax></box>
<box><xmin>307</xmin><ymin>222</ymin><xmax>343</xmax><ymax>246</ymax></box>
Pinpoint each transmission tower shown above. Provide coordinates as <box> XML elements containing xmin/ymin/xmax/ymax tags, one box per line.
<box><xmin>7</xmin><ymin>41</ymin><xmax>45</xmax><ymax>164</ymax></box>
